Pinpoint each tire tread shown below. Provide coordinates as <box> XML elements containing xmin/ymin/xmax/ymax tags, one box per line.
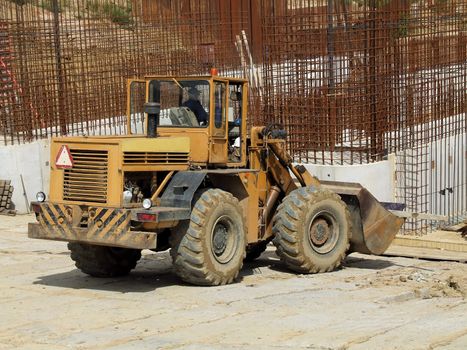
<box><xmin>273</xmin><ymin>188</ymin><xmax>351</xmax><ymax>274</ymax></box>
<box><xmin>68</xmin><ymin>242</ymin><xmax>141</xmax><ymax>277</ymax></box>
<box><xmin>170</xmin><ymin>189</ymin><xmax>245</xmax><ymax>286</ymax></box>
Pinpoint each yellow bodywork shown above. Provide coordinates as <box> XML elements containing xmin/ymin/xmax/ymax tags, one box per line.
<box><xmin>29</xmin><ymin>75</ymin><xmax>322</xmax><ymax>250</ymax></box>
<box><xmin>29</xmin><ymin>74</ymin><xmax>403</xmax><ymax>259</ymax></box>
<box><xmin>128</xmin><ymin>75</ymin><xmax>249</xmax><ymax>167</ymax></box>
<box><xmin>49</xmin><ymin>135</ymin><xmax>190</xmax><ymax>207</ymax></box>
<box><xmin>29</xmin><ymin>204</ymin><xmax>157</xmax><ymax>249</ymax></box>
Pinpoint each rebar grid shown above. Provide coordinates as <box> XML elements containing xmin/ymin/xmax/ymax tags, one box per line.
<box><xmin>261</xmin><ymin>0</ymin><xmax>466</xmax><ymax>232</ymax></box>
<box><xmin>262</xmin><ymin>0</ymin><xmax>467</xmax><ymax>165</ymax></box>
<box><xmin>0</xmin><ymin>0</ymin><xmax>246</xmax><ymax>143</ymax></box>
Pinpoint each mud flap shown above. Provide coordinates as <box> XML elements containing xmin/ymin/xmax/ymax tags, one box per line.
<box><xmin>320</xmin><ymin>181</ymin><xmax>405</xmax><ymax>255</ymax></box>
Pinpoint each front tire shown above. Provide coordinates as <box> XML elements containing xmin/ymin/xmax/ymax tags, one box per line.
<box><xmin>273</xmin><ymin>187</ymin><xmax>351</xmax><ymax>273</ymax></box>
<box><xmin>68</xmin><ymin>242</ymin><xmax>141</xmax><ymax>277</ymax></box>
<box><xmin>170</xmin><ymin>189</ymin><xmax>246</xmax><ymax>286</ymax></box>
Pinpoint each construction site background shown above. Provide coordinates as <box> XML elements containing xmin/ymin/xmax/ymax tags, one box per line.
<box><xmin>0</xmin><ymin>0</ymin><xmax>466</xmax><ymax>232</ymax></box>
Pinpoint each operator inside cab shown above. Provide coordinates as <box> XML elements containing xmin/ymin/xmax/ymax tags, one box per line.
<box><xmin>182</xmin><ymin>87</ymin><xmax>208</xmax><ymax>125</ymax></box>
<box><xmin>147</xmin><ymin>79</ymin><xmax>210</xmax><ymax>128</ymax></box>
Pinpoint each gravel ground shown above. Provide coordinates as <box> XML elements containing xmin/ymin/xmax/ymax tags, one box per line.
<box><xmin>0</xmin><ymin>214</ymin><xmax>466</xmax><ymax>350</ymax></box>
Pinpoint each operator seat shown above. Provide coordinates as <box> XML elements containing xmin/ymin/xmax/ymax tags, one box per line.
<box><xmin>169</xmin><ymin>107</ymin><xmax>199</xmax><ymax>127</ymax></box>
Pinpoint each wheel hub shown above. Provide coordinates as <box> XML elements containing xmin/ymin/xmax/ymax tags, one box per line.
<box><xmin>213</xmin><ymin>224</ymin><xmax>228</xmax><ymax>256</ymax></box>
<box><xmin>211</xmin><ymin>215</ymin><xmax>238</xmax><ymax>264</ymax></box>
<box><xmin>309</xmin><ymin>218</ymin><xmax>330</xmax><ymax>246</ymax></box>
<box><xmin>307</xmin><ymin>211</ymin><xmax>339</xmax><ymax>255</ymax></box>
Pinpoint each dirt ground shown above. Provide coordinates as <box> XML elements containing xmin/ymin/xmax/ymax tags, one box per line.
<box><xmin>0</xmin><ymin>215</ymin><xmax>466</xmax><ymax>350</ymax></box>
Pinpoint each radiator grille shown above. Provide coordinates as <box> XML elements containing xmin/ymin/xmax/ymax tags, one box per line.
<box><xmin>63</xmin><ymin>149</ymin><xmax>108</xmax><ymax>203</ymax></box>
<box><xmin>123</xmin><ymin>152</ymin><xmax>189</xmax><ymax>165</ymax></box>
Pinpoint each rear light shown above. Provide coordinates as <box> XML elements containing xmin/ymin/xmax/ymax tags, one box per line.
<box><xmin>137</xmin><ymin>213</ymin><xmax>157</xmax><ymax>222</ymax></box>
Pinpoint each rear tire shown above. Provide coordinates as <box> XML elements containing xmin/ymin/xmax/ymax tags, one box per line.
<box><xmin>68</xmin><ymin>242</ymin><xmax>141</xmax><ymax>277</ymax></box>
<box><xmin>273</xmin><ymin>187</ymin><xmax>351</xmax><ymax>273</ymax></box>
<box><xmin>170</xmin><ymin>189</ymin><xmax>246</xmax><ymax>286</ymax></box>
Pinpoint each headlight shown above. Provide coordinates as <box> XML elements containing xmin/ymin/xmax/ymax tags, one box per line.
<box><xmin>36</xmin><ymin>192</ymin><xmax>46</xmax><ymax>202</ymax></box>
<box><xmin>142</xmin><ymin>198</ymin><xmax>152</xmax><ymax>209</ymax></box>
<box><xmin>122</xmin><ymin>190</ymin><xmax>133</xmax><ymax>204</ymax></box>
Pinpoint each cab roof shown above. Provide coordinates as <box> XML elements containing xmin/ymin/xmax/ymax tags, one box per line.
<box><xmin>141</xmin><ymin>75</ymin><xmax>248</xmax><ymax>83</ymax></box>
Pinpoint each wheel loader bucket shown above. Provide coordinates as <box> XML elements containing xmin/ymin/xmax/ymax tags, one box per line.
<box><xmin>320</xmin><ymin>181</ymin><xmax>405</xmax><ymax>255</ymax></box>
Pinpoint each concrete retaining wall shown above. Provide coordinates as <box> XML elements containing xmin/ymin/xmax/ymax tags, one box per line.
<box><xmin>0</xmin><ymin>139</ymin><xmax>50</xmax><ymax>214</ymax></box>
<box><xmin>302</xmin><ymin>154</ymin><xmax>396</xmax><ymax>203</ymax></box>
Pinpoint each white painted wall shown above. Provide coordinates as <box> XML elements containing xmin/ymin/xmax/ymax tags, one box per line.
<box><xmin>396</xmin><ymin>132</ymin><xmax>467</xmax><ymax>225</ymax></box>
<box><xmin>300</xmin><ymin>154</ymin><xmax>397</xmax><ymax>203</ymax></box>
<box><xmin>0</xmin><ymin>139</ymin><xmax>50</xmax><ymax>214</ymax></box>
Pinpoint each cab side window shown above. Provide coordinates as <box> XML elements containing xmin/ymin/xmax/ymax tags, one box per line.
<box><xmin>213</xmin><ymin>82</ymin><xmax>226</xmax><ymax>134</ymax></box>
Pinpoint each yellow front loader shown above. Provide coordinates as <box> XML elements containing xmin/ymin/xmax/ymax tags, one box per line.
<box><xmin>28</xmin><ymin>74</ymin><xmax>404</xmax><ymax>285</ymax></box>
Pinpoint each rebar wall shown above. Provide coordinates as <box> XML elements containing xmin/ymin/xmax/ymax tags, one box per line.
<box><xmin>262</xmin><ymin>0</ymin><xmax>467</xmax><ymax>231</ymax></box>
<box><xmin>0</xmin><ymin>0</ymin><xmax>247</xmax><ymax>143</ymax></box>
<box><xmin>262</xmin><ymin>0</ymin><xmax>466</xmax><ymax>164</ymax></box>
<box><xmin>1</xmin><ymin>0</ymin><xmax>466</xmax><ymax>230</ymax></box>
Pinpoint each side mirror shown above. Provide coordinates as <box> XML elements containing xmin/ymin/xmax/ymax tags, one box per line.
<box><xmin>229</xmin><ymin>91</ymin><xmax>242</xmax><ymax>102</ymax></box>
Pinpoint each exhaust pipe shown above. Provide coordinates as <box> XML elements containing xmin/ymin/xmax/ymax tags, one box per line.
<box><xmin>144</xmin><ymin>102</ymin><xmax>161</xmax><ymax>138</ymax></box>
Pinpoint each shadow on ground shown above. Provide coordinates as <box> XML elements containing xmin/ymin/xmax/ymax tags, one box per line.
<box><xmin>255</xmin><ymin>250</ymin><xmax>396</xmax><ymax>275</ymax></box>
<box><xmin>34</xmin><ymin>249</ymin><xmax>395</xmax><ymax>292</ymax></box>
<box><xmin>34</xmin><ymin>251</ymin><xmax>184</xmax><ymax>293</ymax></box>
<box><xmin>344</xmin><ymin>254</ymin><xmax>395</xmax><ymax>270</ymax></box>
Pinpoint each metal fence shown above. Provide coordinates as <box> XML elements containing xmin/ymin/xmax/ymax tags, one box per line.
<box><xmin>1</xmin><ymin>0</ymin><xmax>466</xmax><ymax>230</ymax></box>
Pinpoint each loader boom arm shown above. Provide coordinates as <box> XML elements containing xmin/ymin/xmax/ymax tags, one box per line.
<box><xmin>252</xmin><ymin>126</ymin><xmax>405</xmax><ymax>255</ymax></box>
<box><xmin>267</xmin><ymin>141</ymin><xmax>320</xmax><ymax>189</ymax></box>
<box><xmin>251</xmin><ymin>126</ymin><xmax>320</xmax><ymax>194</ymax></box>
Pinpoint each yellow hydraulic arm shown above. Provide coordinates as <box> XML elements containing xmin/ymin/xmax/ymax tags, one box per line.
<box><xmin>253</xmin><ymin>125</ymin><xmax>320</xmax><ymax>195</ymax></box>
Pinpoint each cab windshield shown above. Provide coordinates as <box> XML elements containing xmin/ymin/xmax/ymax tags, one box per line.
<box><xmin>149</xmin><ymin>79</ymin><xmax>210</xmax><ymax>128</ymax></box>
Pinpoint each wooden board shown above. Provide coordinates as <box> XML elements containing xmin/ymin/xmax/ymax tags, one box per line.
<box><xmin>442</xmin><ymin>221</ymin><xmax>467</xmax><ymax>233</ymax></box>
<box><xmin>385</xmin><ymin>245</ymin><xmax>467</xmax><ymax>263</ymax></box>
<box><xmin>384</xmin><ymin>230</ymin><xmax>467</xmax><ymax>262</ymax></box>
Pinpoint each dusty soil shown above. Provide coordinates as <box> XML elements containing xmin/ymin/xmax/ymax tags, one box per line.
<box><xmin>0</xmin><ymin>214</ymin><xmax>466</xmax><ymax>349</ymax></box>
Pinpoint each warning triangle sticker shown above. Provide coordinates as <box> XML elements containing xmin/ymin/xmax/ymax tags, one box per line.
<box><xmin>55</xmin><ymin>145</ymin><xmax>74</xmax><ymax>169</ymax></box>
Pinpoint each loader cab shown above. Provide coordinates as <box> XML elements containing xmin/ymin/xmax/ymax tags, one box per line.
<box><xmin>127</xmin><ymin>75</ymin><xmax>248</xmax><ymax>167</ymax></box>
